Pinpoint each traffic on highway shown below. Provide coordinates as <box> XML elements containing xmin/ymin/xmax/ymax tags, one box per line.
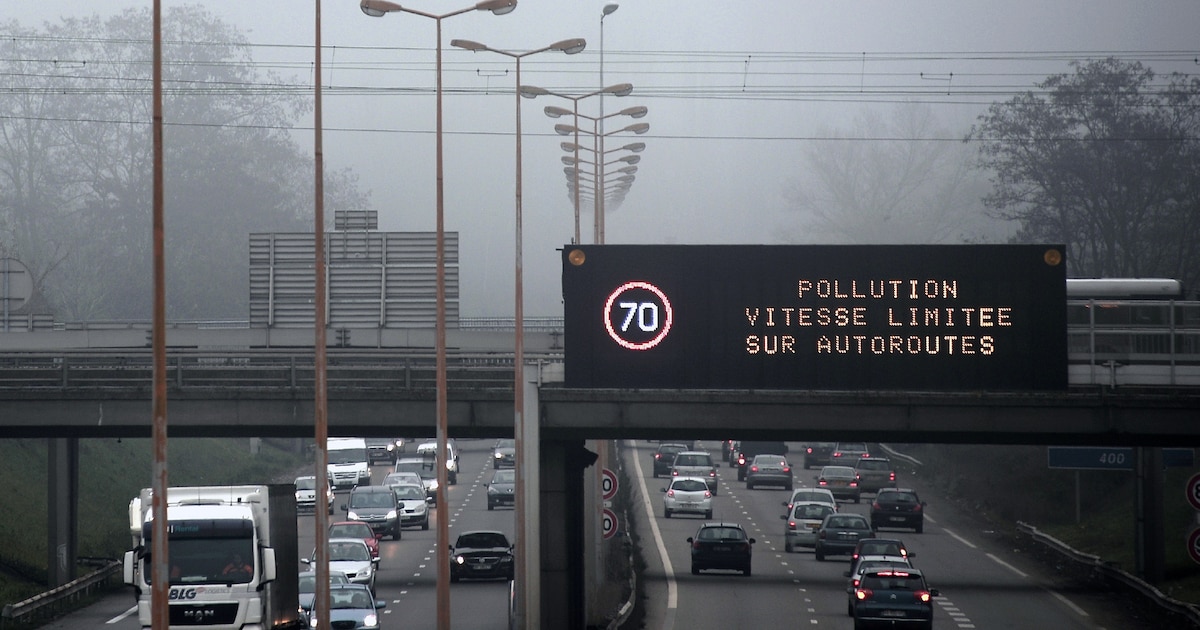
<box><xmin>48</xmin><ymin>438</ymin><xmax>1157</xmax><ymax>629</ymax></box>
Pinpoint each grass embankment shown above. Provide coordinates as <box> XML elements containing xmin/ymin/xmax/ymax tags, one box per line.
<box><xmin>0</xmin><ymin>437</ymin><xmax>309</xmax><ymax>611</ymax></box>
<box><xmin>897</xmin><ymin>444</ymin><xmax>1200</xmax><ymax>604</ymax></box>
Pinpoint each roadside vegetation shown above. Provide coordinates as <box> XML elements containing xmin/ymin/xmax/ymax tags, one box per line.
<box><xmin>898</xmin><ymin>443</ymin><xmax>1200</xmax><ymax>605</ymax></box>
<box><xmin>0</xmin><ymin>437</ymin><xmax>309</xmax><ymax>614</ymax></box>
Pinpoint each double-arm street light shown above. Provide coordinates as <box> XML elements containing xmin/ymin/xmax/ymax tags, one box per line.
<box><xmin>519</xmin><ymin>83</ymin><xmax>632</xmax><ymax>243</ymax></box>
<box><xmin>359</xmin><ymin>2</ymin><xmax>516</xmax><ymax>629</ymax></box>
<box><xmin>448</xmin><ymin>36</ymin><xmax>585</xmax><ymax>630</ymax></box>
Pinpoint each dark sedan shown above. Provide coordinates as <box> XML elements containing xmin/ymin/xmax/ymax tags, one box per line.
<box><xmin>486</xmin><ymin>469</ymin><xmax>515</xmax><ymax>510</ymax></box>
<box><xmin>652</xmin><ymin>443</ymin><xmax>690</xmax><ymax>478</ymax></box>
<box><xmin>492</xmin><ymin>438</ymin><xmax>516</xmax><ymax>469</ymax></box>
<box><xmin>814</xmin><ymin>513</ymin><xmax>874</xmax><ymax>561</ymax></box>
<box><xmin>687</xmin><ymin>522</ymin><xmax>755</xmax><ymax>576</ymax></box>
<box><xmin>852</xmin><ymin>567</ymin><xmax>938</xmax><ymax>630</ymax></box>
<box><xmin>871</xmin><ymin>488</ymin><xmax>926</xmax><ymax>533</ymax></box>
<box><xmin>450</xmin><ymin>530</ymin><xmax>514</xmax><ymax>582</ymax></box>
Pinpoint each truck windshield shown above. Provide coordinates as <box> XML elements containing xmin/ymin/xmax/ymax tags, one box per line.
<box><xmin>147</xmin><ymin>538</ymin><xmax>256</xmax><ymax>585</ymax></box>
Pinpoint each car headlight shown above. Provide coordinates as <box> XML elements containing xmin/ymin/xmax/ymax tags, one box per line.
<box><xmin>500</xmin><ymin>555</ymin><xmax>513</xmax><ymax>563</ymax></box>
<box><xmin>386</xmin><ymin>510</ymin><xmax>397</xmax><ymax>519</ymax></box>
<box><xmin>360</xmin><ymin>564</ymin><xmax>373</xmax><ymax>578</ymax></box>
<box><xmin>363</xmin><ymin>613</ymin><xmax>379</xmax><ymax>628</ymax></box>
<box><xmin>428</xmin><ymin>480</ymin><xmax>439</xmax><ymax>491</ymax></box>
<box><xmin>494</xmin><ymin>452</ymin><xmax>503</xmax><ymax>459</ymax></box>
<box><xmin>454</xmin><ymin>555</ymin><xmax>466</xmax><ymax>565</ymax></box>
<box><xmin>488</xmin><ymin>486</ymin><xmax>500</xmax><ymax>495</ymax></box>
<box><xmin>347</xmin><ymin>511</ymin><xmax>360</xmax><ymax>520</ymax></box>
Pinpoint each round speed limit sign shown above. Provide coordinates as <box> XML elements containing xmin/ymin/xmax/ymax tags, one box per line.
<box><xmin>1188</xmin><ymin>528</ymin><xmax>1200</xmax><ymax>565</ymax></box>
<box><xmin>1187</xmin><ymin>472</ymin><xmax>1200</xmax><ymax>511</ymax></box>
<box><xmin>601</xmin><ymin>508</ymin><xmax>619</xmax><ymax>540</ymax></box>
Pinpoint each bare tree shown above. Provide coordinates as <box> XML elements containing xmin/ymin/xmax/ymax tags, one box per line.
<box><xmin>784</xmin><ymin>103</ymin><xmax>1005</xmax><ymax>245</ymax></box>
<box><xmin>967</xmin><ymin>57</ymin><xmax>1200</xmax><ymax>289</ymax></box>
<box><xmin>0</xmin><ymin>7</ymin><xmax>369</xmax><ymax>320</ymax></box>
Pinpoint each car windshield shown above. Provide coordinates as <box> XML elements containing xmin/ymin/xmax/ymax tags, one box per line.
<box><xmin>826</xmin><ymin>516</ymin><xmax>868</xmax><ymax>529</ymax></box>
<box><xmin>456</xmin><ymin>532</ymin><xmax>509</xmax><ymax>548</ymax></box>
<box><xmin>295</xmin><ymin>477</ymin><xmax>316</xmax><ymax>490</ymax></box>
<box><xmin>792</xmin><ymin>491</ymin><xmax>831</xmax><ymax>502</ymax></box>
<box><xmin>838</xmin><ymin>443</ymin><xmax>868</xmax><ymax>452</ymax></box>
<box><xmin>795</xmin><ymin>504</ymin><xmax>834</xmax><ymax>519</ymax></box>
<box><xmin>328</xmin><ymin>542</ymin><xmax>370</xmax><ymax>562</ymax></box>
<box><xmin>881</xmin><ymin>491</ymin><xmax>918</xmax><ymax>503</ymax></box>
<box><xmin>350</xmin><ymin>491</ymin><xmax>393</xmax><ymax>509</ymax></box>
<box><xmin>331</xmin><ymin>590</ymin><xmax>373</xmax><ymax>609</ymax></box>
<box><xmin>859</xmin><ymin>541</ymin><xmax>905</xmax><ymax>556</ymax></box>
<box><xmin>674</xmin><ymin>454</ymin><xmax>709</xmax><ymax>466</ymax></box>
<box><xmin>822</xmin><ymin>466</ymin><xmax>855</xmax><ymax>478</ymax></box>
<box><xmin>495</xmin><ymin>439</ymin><xmax>515</xmax><ymax>449</ymax></box>
<box><xmin>698</xmin><ymin>527</ymin><xmax>746</xmax><ymax>541</ymax></box>
<box><xmin>858</xmin><ymin>460</ymin><xmax>889</xmax><ymax>470</ymax></box>
<box><xmin>395</xmin><ymin>460</ymin><xmax>436</xmax><ymax>479</ymax></box>
<box><xmin>299</xmin><ymin>574</ymin><xmax>316</xmax><ymax>593</ymax></box>
<box><xmin>755</xmin><ymin>455</ymin><xmax>785</xmax><ymax>465</ymax></box>
<box><xmin>491</xmin><ymin>470</ymin><xmax>515</xmax><ymax>484</ymax></box>
<box><xmin>393</xmin><ymin>485</ymin><xmax>425</xmax><ymax>500</ymax></box>
<box><xmin>671</xmin><ymin>479</ymin><xmax>708</xmax><ymax>492</ymax></box>
<box><xmin>329</xmin><ymin>524</ymin><xmax>372</xmax><ymax>539</ymax></box>
<box><xmin>862</xmin><ymin>574</ymin><xmax>924</xmax><ymax>591</ymax></box>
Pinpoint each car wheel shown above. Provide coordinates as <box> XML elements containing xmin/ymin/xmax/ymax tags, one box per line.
<box><xmin>854</xmin><ymin>495</ymin><xmax>860</xmax><ymax>504</ymax></box>
<box><xmin>742</xmin><ymin>565</ymin><xmax>751</xmax><ymax>576</ymax></box>
<box><xmin>847</xmin><ymin>601</ymin><xmax>854</xmax><ymax>616</ymax></box>
<box><xmin>691</xmin><ymin>564</ymin><xmax>700</xmax><ymax>576</ymax></box>
<box><xmin>451</xmin><ymin>574</ymin><xmax>460</xmax><ymax>583</ymax></box>
<box><xmin>422</xmin><ymin>518</ymin><xmax>429</xmax><ymax>531</ymax></box>
<box><xmin>663</xmin><ymin>508</ymin><xmax>671</xmax><ymax>518</ymax></box>
<box><xmin>785</xmin><ymin>541</ymin><xmax>793</xmax><ymax>553</ymax></box>
<box><xmin>916</xmin><ymin>521</ymin><xmax>924</xmax><ymax>534</ymax></box>
<box><xmin>711</xmin><ymin>486</ymin><xmax>718</xmax><ymax>496</ymax></box>
<box><xmin>746</xmin><ymin>481</ymin><xmax>754</xmax><ymax>490</ymax></box>
<box><xmin>393</xmin><ymin>529</ymin><xmax>401</xmax><ymax>541</ymax></box>
<box><xmin>488</xmin><ymin>502</ymin><xmax>495</xmax><ymax>511</ymax></box>
<box><xmin>815</xmin><ymin>548</ymin><xmax>825</xmax><ymax>561</ymax></box>
<box><xmin>704</xmin><ymin>510</ymin><xmax>713</xmax><ymax>519</ymax></box>
<box><xmin>786</xmin><ymin>483</ymin><xmax>794</xmax><ymax>491</ymax></box>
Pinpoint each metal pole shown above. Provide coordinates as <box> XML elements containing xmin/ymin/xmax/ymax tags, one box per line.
<box><xmin>572</xmin><ymin>101</ymin><xmax>581</xmax><ymax>244</ymax></box>
<box><xmin>312</xmin><ymin>2</ymin><xmax>331</xmax><ymax>629</ymax></box>
<box><xmin>150</xmin><ymin>2</ymin><xmax>169</xmax><ymax>629</ymax></box>
<box><xmin>434</xmin><ymin>17</ymin><xmax>451</xmax><ymax>630</ymax></box>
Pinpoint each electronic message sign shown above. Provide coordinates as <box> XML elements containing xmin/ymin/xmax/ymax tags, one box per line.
<box><xmin>561</xmin><ymin>245</ymin><xmax>1067</xmax><ymax>390</ymax></box>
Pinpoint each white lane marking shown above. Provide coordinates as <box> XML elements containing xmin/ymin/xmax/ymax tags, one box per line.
<box><xmin>942</xmin><ymin>528</ymin><xmax>978</xmax><ymax>549</ymax></box>
<box><xmin>1048</xmin><ymin>589</ymin><xmax>1090</xmax><ymax>617</ymax></box>
<box><xmin>985</xmin><ymin>552</ymin><xmax>1028</xmax><ymax>578</ymax></box>
<box><xmin>107</xmin><ymin>606</ymin><xmax>138</xmax><ymax>624</ymax></box>
<box><xmin>630</xmin><ymin>440</ymin><xmax>679</xmax><ymax>611</ymax></box>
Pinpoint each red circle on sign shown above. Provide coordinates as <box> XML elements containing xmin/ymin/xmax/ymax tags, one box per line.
<box><xmin>601</xmin><ymin>468</ymin><xmax>618</xmax><ymax>501</ymax></box>
<box><xmin>1187</xmin><ymin>472</ymin><xmax>1200</xmax><ymax>511</ymax></box>
<box><xmin>603</xmin><ymin>281</ymin><xmax>674</xmax><ymax>350</ymax></box>
<box><xmin>1188</xmin><ymin>528</ymin><xmax>1200</xmax><ymax>565</ymax></box>
<box><xmin>602</xmin><ymin>508</ymin><xmax>618</xmax><ymax>540</ymax></box>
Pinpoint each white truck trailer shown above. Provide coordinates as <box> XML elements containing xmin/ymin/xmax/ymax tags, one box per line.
<box><xmin>122</xmin><ymin>484</ymin><xmax>301</xmax><ymax>630</ymax></box>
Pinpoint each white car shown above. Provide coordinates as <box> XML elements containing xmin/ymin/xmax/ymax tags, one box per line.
<box><xmin>782</xmin><ymin>487</ymin><xmax>838</xmax><ymax>514</ymax></box>
<box><xmin>303</xmin><ymin>537</ymin><xmax>378</xmax><ymax>594</ymax></box>
<box><xmin>383</xmin><ymin>471</ymin><xmax>422</xmax><ymax>488</ymax></box>
<box><xmin>294</xmin><ymin>475</ymin><xmax>334</xmax><ymax>514</ymax></box>
<box><xmin>781</xmin><ymin>501</ymin><xmax>836</xmax><ymax>552</ymax></box>
<box><xmin>416</xmin><ymin>440</ymin><xmax>459</xmax><ymax>485</ymax></box>
<box><xmin>389</xmin><ymin>483</ymin><xmax>430</xmax><ymax>530</ymax></box>
<box><xmin>661</xmin><ymin>476</ymin><xmax>713</xmax><ymax>519</ymax></box>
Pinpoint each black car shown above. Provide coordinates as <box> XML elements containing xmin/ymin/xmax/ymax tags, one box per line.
<box><xmin>814</xmin><ymin>513</ymin><xmax>874</xmax><ymax>561</ymax></box>
<box><xmin>450</xmin><ymin>530</ymin><xmax>514</xmax><ymax>582</ymax></box>
<box><xmin>687</xmin><ymin>522</ymin><xmax>755</xmax><ymax>576</ymax></box>
<box><xmin>486</xmin><ymin>468</ymin><xmax>515</xmax><ymax>510</ymax></box>
<box><xmin>803</xmin><ymin>442</ymin><xmax>836</xmax><ymax>469</ymax></box>
<box><xmin>652</xmin><ymin>443</ymin><xmax>690</xmax><ymax>478</ymax></box>
<box><xmin>492</xmin><ymin>438</ymin><xmax>516</xmax><ymax>469</ymax></box>
<box><xmin>851</xmin><ymin>567</ymin><xmax>938</xmax><ymax>630</ymax></box>
<box><xmin>870</xmin><ymin>488</ymin><xmax>926</xmax><ymax>533</ymax></box>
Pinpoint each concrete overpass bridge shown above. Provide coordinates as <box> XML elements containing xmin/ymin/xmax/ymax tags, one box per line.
<box><xmin>2</xmin><ymin>313</ymin><xmax>1200</xmax><ymax>628</ymax></box>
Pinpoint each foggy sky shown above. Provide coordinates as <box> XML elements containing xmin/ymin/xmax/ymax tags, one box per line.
<box><xmin>8</xmin><ymin>0</ymin><xmax>1200</xmax><ymax>317</ymax></box>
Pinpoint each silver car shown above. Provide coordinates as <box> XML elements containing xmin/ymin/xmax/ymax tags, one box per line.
<box><xmin>781</xmin><ymin>501</ymin><xmax>835</xmax><ymax>552</ymax></box>
<box><xmin>303</xmin><ymin>537</ymin><xmax>378</xmax><ymax>594</ymax></box>
<box><xmin>745</xmin><ymin>454</ymin><xmax>794</xmax><ymax>490</ymax></box>
<box><xmin>661</xmin><ymin>476</ymin><xmax>713</xmax><ymax>519</ymax></box>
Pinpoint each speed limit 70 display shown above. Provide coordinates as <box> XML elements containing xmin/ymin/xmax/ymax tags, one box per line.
<box><xmin>603</xmin><ymin>281</ymin><xmax>674</xmax><ymax>350</ymax></box>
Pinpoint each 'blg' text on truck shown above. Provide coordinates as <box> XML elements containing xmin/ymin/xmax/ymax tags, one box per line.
<box><xmin>122</xmin><ymin>484</ymin><xmax>302</xmax><ymax>630</ymax></box>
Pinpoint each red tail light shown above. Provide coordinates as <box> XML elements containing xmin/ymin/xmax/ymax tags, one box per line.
<box><xmin>889</xmin><ymin>472</ymin><xmax>895</xmax><ymax>481</ymax></box>
<box><xmin>787</xmin><ymin>520</ymin><xmax>797</xmax><ymax>530</ymax></box>
<box><xmin>782</xmin><ymin>467</ymin><xmax>791</xmax><ymax>473</ymax></box>
<box><xmin>872</xmin><ymin>501</ymin><xmax>882</xmax><ymax>510</ymax></box>
<box><xmin>915</xmin><ymin>590</ymin><xmax>932</xmax><ymax>603</ymax></box>
<box><xmin>704</xmin><ymin>491</ymin><xmax>712</xmax><ymax>498</ymax></box>
<box><xmin>708</xmin><ymin>470</ymin><xmax>716</xmax><ymax>477</ymax></box>
<box><xmin>806</xmin><ymin>447</ymin><xmax>814</xmax><ymax>454</ymax></box>
<box><xmin>854</xmin><ymin>588</ymin><xmax>872</xmax><ymax>601</ymax></box>
<box><xmin>666</xmin><ymin>489</ymin><xmax>675</xmax><ymax>497</ymax></box>
<box><xmin>750</xmin><ymin>466</ymin><xmax>759</xmax><ymax>473</ymax></box>
<box><xmin>818</xmin><ymin>479</ymin><xmax>827</xmax><ymax>486</ymax></box>
<box><xmin>692</xmin><ymin>540</ymin><xmax>701</xmax><ymax>550</ymax></box>
<box><xmin>672</xmin><ymin>470</ymin><xmax>679</xmax><ymax>476</ymax></box>
<box><xmin>655</xmin><ymin>454</ymin><xmax>662</xmax><ymax>460</ymax></box>
<box><xmin>850</xmin><ymin>481</ymin><xmax>858</xmax><ymax>487</ymax></box>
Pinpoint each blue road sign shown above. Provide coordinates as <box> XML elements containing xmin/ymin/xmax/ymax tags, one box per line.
<box><xmin>1048</xmin><ymin>447</ymin><xmax>1195</xmax><ymax>471</ymax></box>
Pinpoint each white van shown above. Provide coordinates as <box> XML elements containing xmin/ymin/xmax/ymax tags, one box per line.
<box><xmin>327</xmin><ymin>437</ymin><xmax>371</xmax><ymax>490</ymax></box>
<box><xmin>415</xmin><ymin>440</ymin><xmax>459</xmax><ymax>485</ymax></box>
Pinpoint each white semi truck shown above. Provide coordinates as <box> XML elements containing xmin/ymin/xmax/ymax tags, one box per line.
<box><xmin>122</xmin><ymin>485</ymin><xmax>301</xmax><ymax>630</ymax></box>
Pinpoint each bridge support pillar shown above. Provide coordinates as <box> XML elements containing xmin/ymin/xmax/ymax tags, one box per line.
<box><xmin>47</xmin><ymin>437</ymin><xmax>79</xmax><ymax>587</ymax></box>
<box><xmin>540</xmin><ymin>438</ymin><xmax>598</xmax><ymax>629</ymax></box>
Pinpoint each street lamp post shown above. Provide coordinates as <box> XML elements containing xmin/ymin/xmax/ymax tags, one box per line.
<box><xmin>519</xmin><ymin>83</ymin><xmax>632</xmax><ymax>244</ymax></box>
<box><xmin>599</xmin><ymin>3</ymin><xmax>618</xmax><ymax>242</ymax></box>
<box><xmin>448</xmin><ymin>36</ymin><xmax>585</xmax><ymax>630</ymax></box>
<box><xmin>359</xmin><ymin>3</ymin><xmax>516</xmax><ymax>629</ymax></box>
<box><xmin>548</xmin><ymin>108</ymin><xmax>648</xmax><ymax>240</ymax></box>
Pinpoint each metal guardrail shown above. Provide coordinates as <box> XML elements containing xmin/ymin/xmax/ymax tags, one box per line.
<box><xmin>1016</xmin><ymin>522</ymin><xmax>1200</xmax><ymax>627</ymax></box>
<box><xmin>0</xmin><ymin>560</ymin><xmax>121</xmax><ymax>628</ymax></box>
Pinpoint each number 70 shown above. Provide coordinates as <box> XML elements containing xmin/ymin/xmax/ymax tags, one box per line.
<box><xmin>618</xmin><ymin>302</ymin><xmax>659</xmax><ymax>332</ymax></box>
